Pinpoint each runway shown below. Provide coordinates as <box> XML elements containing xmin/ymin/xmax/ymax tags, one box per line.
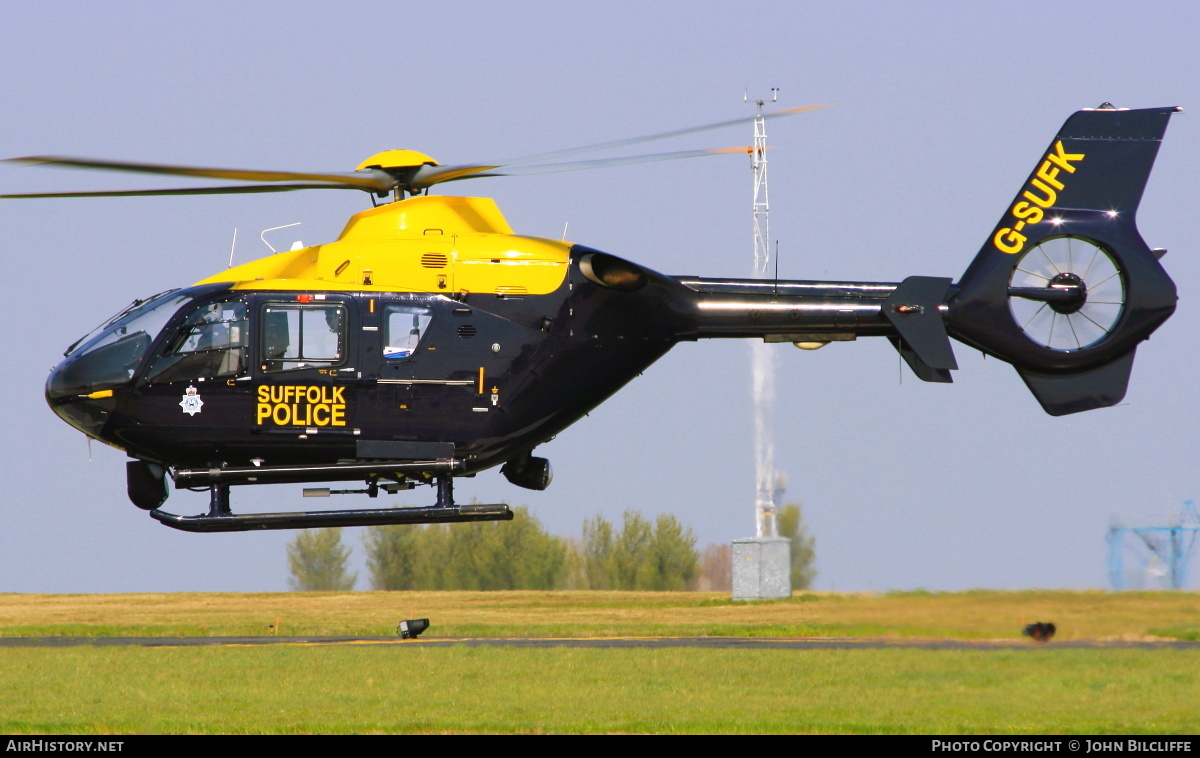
<box><xmin>3</xmin><ymin>636</ymin><xmax>1197</xmax><ymax>650</ymax></box>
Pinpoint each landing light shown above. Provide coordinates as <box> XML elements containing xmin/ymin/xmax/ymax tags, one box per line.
<box><xmin>398</xmin><ymin>618</ymin><xmax>429</xmax><ymax>639</ymax></box>
<box><xmin>1105</xmin><ymin>210</ymin><xmax>1119</xmax><ymax>219</ymax></box>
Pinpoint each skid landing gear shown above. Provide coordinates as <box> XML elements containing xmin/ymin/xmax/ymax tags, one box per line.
<box><xmin>150</xmin><ymin>474</ymin><xmax>511</xmax><ymax>533</ymax></box>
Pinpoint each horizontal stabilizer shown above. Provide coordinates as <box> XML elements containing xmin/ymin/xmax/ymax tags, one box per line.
<box><xmin>882</xmin><ymin>276</ymin><xmax>957</xmax><ymax>383</ymax></box>
<box><xmin>888</xmin><ymin>336</ymin><xmax>953</xmax><ymax>383</ymax></box>
<box><xmin>1016</xmin><ymin>349</ymin><xmax>1136</xmax><ymax>416</ymax></box>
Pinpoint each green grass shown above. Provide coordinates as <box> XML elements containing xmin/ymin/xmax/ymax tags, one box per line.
<box><xmin>1</xmin><ymin>590</ymin><xmax>1197</xmax><ymax>733</ymax></box>
<box><xmin>1147</xmin><ymin>626</ymin><xmax>1200</xmax><ymax>641</ymax></box>
<box><xmin>2</xmin><ymin>589</ymin><xmax>1198</xmax><ymax>640</ymax></box>
<box><xmin>0</xmin><ymin>646</ymin><xmax>1196</xmax><ymax>734</ymax></box>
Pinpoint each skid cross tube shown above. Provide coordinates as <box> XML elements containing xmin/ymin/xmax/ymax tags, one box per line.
<box><xmin>171</xmin><ymin>459</ymin><xmax>462</xmax><ymax>488</ymax></box>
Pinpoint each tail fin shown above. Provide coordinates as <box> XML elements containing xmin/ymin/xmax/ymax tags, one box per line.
<box><xmin>948</xmin><ymin>105</ymin><xmax>1180</xmax><ymax>415</ymax></box>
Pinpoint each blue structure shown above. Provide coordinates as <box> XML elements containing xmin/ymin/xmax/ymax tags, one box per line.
<box><xmin>1108</xmin><ymin>500</ymin><xmax>1200</xmax><ymax>590</ymax></box>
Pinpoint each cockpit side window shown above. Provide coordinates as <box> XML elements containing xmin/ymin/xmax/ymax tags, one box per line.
<box><xmin>145</xmin><ymin>299</ymin><xmax>248</xmax><ymax>384</ymax></box>
<box><xmin>383</xmin><ymin>305</ymin><xmax>433</xmax><ymax>359</ymax></box>
<box><xmin>260</xmin><ymin>303</ymin><xmax>346</xmax><ymax>372</ymax></box>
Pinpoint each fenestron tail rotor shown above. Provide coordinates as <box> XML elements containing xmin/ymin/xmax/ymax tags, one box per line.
<box><xmin>1007</xmin><ymin>236</ymin><xmax>1126</xmax><ymax>351</ymax></box>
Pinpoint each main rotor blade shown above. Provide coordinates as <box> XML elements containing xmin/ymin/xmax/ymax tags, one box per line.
<box><xmin>413</xmin><ymin>146</ymin><xmax>758</xmax><ymax>189</ymax></box>
<box><xmin>4</xmin><ymin>105</ymin><xmax>831</xmax><ymax>198</ymax></box>
<box><xmin>1</xmin><ymin>182</ymin><xmax>365</xmax><ymax>199</ymax></box>
<box><xmin>5</xmin><ymin>156</ymin><xmax>394</xmax><ymax>192</ymax></box>
<box><xmin>495</xmin><ymin>103</ymin><xmax>835</xmax><ymax>166</ymax></box>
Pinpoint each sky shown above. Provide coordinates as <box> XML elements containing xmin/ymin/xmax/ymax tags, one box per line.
<box><xmin>2</xmin><ymin>0</ymin><xmax>1198</xmax><ymax>593</ymax></box>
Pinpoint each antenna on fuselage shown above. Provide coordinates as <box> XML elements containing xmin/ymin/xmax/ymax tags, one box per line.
<box><xmin>260</xmin><ymin>222</ymin><xmax>302</xmax><ymax>254</ymax></box>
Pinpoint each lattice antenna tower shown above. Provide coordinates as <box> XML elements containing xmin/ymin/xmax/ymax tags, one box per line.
<box><xmin>749</xmin><ymin>89</ymin><xmax>776</xmax><ymax>274</ymax></box>
<box><xmin>747</xmin><ymin>88</ymin><xmax>779</xmax><ymax>538</ymax></box>
<box><xmin>1108</xmin><ymin>499</ymin><xmax>1200</xmax><ymax>590</ymax></box>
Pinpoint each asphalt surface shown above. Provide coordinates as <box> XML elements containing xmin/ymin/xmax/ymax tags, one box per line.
<box><xmin>3</xmin><ymin>636</ymin><xmax>1197</xmax><ymax>650</ymax></box>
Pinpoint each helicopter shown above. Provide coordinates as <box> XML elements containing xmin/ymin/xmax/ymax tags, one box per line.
<box><xmin>5</xmin><ymin>104</ymin><xmax>1180</xmax><ymax>533</ymax></box>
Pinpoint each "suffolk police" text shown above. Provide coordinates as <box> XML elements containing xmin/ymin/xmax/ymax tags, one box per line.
<box><xmin>256</xmin><ymin>385</ymin><xmax>347</xmax><ymax>426</ymax></box>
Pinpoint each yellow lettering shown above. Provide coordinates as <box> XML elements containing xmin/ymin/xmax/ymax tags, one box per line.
<box><xmin>993</xmin><ymin>228</ymin><xmax>1026</xmax><ymax>254</ymax></box>
<box><xmin>312</xmin><ymin>404</ymin><xmax>330</xmax><ymax>426</ymax></box>
<box><xmin>1011</xmin><ymin>201</ymin><xmax>1044</xmax><ymax>224</ymax></box>
<box><xmin>257</xmin><ymin>385</ymin><xmax>351</xmax><ymax>426</ymax></box>
<box><xmin>1046</xmin><ymin>140</ymin><xmax>1084</xmax><ymax>173</ymax></box>
<box><xmin>999</xmin><ymin>142</ymin><xmax>1086</xmax><ymax>247</ymax></box>
<box><xmin>1022</xmin><ymin>178</ymin><xmax>1057</xmax><ymax>208</ymax></box>
<box><xmin>1035</xmin><ymin>160</ymin><xmax>1064</xmax><ymax>191</ymax></box>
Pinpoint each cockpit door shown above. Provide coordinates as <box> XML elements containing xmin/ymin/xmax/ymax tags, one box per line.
<box><xmin>251</xmin><ymin>294</ymin><xmax>359</xmax><ymax>438</ymax></box>
<box><xmin>119</xmin><ymin>294</ymin><xmax>252</xmax><ymax>463</ymax></box>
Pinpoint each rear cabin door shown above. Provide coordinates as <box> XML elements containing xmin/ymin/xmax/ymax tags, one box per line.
<box><xmin>356</xmin><ymin>296</ymin><xmax>523</xmax><ymax>463</ymax></box>
<box><xmin>353</xmin><ymin>296</ymin><xmax>460</xmax><ymax>461</ymax></box>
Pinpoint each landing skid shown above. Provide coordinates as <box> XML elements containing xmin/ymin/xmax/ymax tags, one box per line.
<box><xmin>150</xmin><ymin>476</ymin><xmax>512</xmax><ymax>532</ymax></box>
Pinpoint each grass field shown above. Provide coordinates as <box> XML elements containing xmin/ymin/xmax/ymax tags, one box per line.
<box><xmin>1</xmin><ymin>589</ymin><xmax>1197</xmax><ymax>640</ymax></box>
<box><xmin>1</xmin><ymin>590</ymin><xmax>1197</xmax><ymax>734</ymax></box>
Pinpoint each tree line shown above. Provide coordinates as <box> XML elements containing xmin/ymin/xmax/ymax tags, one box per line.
<box><xmin>288</xmin><ymin>505</ymin><xmax>815</xmax><ymax>592</ymax></box>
